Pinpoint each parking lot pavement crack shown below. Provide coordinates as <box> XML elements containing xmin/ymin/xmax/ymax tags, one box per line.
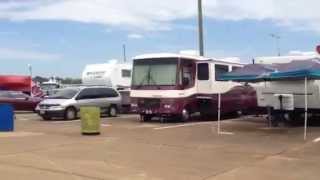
<box><xmin>200</xmin><ymin>143</ymin><xmax>309</xmax><ymax>180</ymax></box>
<box><xmin>0</xmin><ymin>140</ymin><xmax>100</xmax><ymax>158</ymax></box>
<box><xmin>201</xmin><ymin>167</ymin><xmax>243</xmax><ymax>180</ymax></box>
<box><xmin>0</xmin><ymin>160</ymin><xmax>107</xmax><ymax>180</ymax></box>
<box><xmin>30</xmin><ymin>152</ymin><xmax>82</xmax><ymax>180</ymax></box>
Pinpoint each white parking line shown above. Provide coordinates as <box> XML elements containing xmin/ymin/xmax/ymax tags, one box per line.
<box><xmin>313</xmin><ymin>137</ymin><xmax>320</xmax><ymax>143</ymax></box>
<box><xmin>50</xmin><ymin>120</ymin><xmax>81</xmax><ymax>124</ymax></box>
<box><xmin>0</xmin><ymin>132</ymin><xmax>44</xmax><ymax>138</ymax></box>
<box><xmin>17</xmin><ymin>118</ymin><xmax>31</xmax><ymax>121</ymax></box>
<box><xmin>153</xmin><ymin>122</ymin><xmax>215</xmax><ymax>130</ymax></box>
<box><xmin>219</xmin><ymin>131</ymin><xmax>235</xmax><ymax>135</ymax></box>
<box><xmin>101</xmin><ymin>124</ymin><xmax>112</xmax><ymax>127</ymax></box>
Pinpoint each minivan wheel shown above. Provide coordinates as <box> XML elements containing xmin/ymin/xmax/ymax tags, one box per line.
<box><xmin>42</xmin><ymin>115</ymin><xmax>51</xmax><ymax>120</ymax></box>
<box><xmin>109</xmin><ymin>106</ymin><xmax>117</xmax><ymax>117</ymax></box>
<box><xmin>65</xmin><ymin>107</ymin><xmax>77</xmax><ymax>120</ymax></box>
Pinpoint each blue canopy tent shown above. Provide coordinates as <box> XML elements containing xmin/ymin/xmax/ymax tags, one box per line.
<box><xmin>269</xmin><ymin>59</ymin><xmax>320</xmax><ymax>80</ymax></box>
<box><xmin>219</xmin><ymin>58</ymin><xmax>320</xmax><ymax>140</ymax></box>
<box><xmin>215</xmin><ymin>64</ymin><xmax>277</xmax><ymax>135</ymax></box>
<box><xmin>218</xmin><ymin>64</ymin><xmax>276</xmax><ymax>82</ymax></box>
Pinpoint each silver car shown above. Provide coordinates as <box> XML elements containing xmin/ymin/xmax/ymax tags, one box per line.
<box><xmin>36</xmin><ymin>87</ymin><xmax>121</xmax><ymax>120</ymax></box>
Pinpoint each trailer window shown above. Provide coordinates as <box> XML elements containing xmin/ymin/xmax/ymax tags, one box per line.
<box><xmin>232</xmin><ymin>66</ymin><xmax>241</xmax><ymax>71</ymax></box>
<box><xmin>197</xmin><ymin>63</ymin><xmax>209</xmax><ymax>80</ymax></box>
<box><xmin>122</xmin><ymin>70</ymin><xmax>131</xmax><ymax>78</ymax></box>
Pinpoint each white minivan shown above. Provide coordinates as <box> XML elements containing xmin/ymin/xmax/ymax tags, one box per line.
<box><xmin>36</xmin><ymin>86</ymin><xmax>121</xmax><ymax>120</ymax></box>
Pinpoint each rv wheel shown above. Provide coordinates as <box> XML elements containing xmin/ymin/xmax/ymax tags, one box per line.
<box><xmin>181</xmin><ymin>108</ymin><xmax>190</xmax><ymax>122</ymax></box>
<box><xmin>141</xmin><ymin>115</ymin><xmax>152</xmax><ymax>122</ymax></box>
<box><xmin>270</xmin><ymin>114</ymin><xmax>280</xmax><ymax>127</ymax></box>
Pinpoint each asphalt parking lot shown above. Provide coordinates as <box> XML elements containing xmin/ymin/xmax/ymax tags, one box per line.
<box><xmin>1</xmin><ymin>113</ymin><xmax>320</xmax><ymax>180</ymax></box>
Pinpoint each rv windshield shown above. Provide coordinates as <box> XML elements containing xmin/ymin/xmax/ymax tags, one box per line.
<box><xmin>132</xmin><ymin>58</ymin><xmax>177</xmax><ymax>86</ymax></box>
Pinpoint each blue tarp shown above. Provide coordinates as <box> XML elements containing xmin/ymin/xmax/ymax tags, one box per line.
<box><xmin>219</xmin><ymin>58</ymin><xmax>320</xmax><ymax>82</ymax></box>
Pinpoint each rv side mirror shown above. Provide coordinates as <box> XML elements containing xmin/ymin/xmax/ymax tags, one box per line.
<box><xmin>182</xmin><ymin>77</ymin><xmax>190</xmax><ymax>86</ymax></box>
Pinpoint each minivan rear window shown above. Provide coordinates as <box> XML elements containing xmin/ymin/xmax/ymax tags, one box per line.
<box><xmin>98</xmin><ymin>88</ymin><xmax>119</xmax><ymax>98</ymax></box>
<box><xmin>49</xmin><ymin>88</ymin><xmax>80</xmax><ymax>99</ymax></box>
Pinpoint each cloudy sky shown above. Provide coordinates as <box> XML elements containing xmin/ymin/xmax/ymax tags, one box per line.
<box><xmin>0</xmin><ymin>0</ymin><xmax>320</xmax><ymax>77</ymax></box>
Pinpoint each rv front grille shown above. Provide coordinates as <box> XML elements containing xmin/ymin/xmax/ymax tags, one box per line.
<box><xmin>138</xmin><ymin>99</ymin><xmax>160</xmax><ymax>109</ymax></box>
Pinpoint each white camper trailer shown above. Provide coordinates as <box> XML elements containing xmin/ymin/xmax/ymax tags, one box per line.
<box><xmin>82</xmin><ymin>60</ymin><xmax>133</xmax><ymax>111</ymax></box>
<box><xmin>254</xmin><ymin>53</ymin><xmax>320</xmax><ymax>125</ymax></box>
<box><xmin>82</xmin><ymin>60</ymin><xmax>132</xmax><ymax>89</ymax></box>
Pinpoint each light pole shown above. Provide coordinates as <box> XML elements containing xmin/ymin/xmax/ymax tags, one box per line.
<box><xmin>123</xmin><ymin>44</ymin><xmax>127</xmax><ymax>63</ymax></box>
<box><xmin>270</xmin><ymin>33</ymin><xmax>281</xmax><ymax>56</ymax></box>
<box><xmin>27</xmin><ymin>64</ymin><xmax>32</xmax><ymax>78</ymax></box>
<box><xmin>198</xmin><ymin>0</ymin><xmax>204</xmax><ymax>56</ymax></box>
<box><xmin>27</xmin><ymin>64</ymin><xmax>33</xmax><ymax>97</ymax></box>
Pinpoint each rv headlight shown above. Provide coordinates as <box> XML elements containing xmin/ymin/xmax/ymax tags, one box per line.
<box><xmin>164</xmin><ymin>104</ymin><xmax>172</xmax><ymax>109</ymax></box>
<box><xmin>131</xmin><ymin>103</ymin><xmax>138</xmax><ymax>108</ymax></box>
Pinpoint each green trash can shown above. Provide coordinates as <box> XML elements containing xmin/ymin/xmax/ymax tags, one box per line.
<box><xmin>80</xmin><ymin>106</ymin><xmax>101</xmax><ymax>135</ymax></box>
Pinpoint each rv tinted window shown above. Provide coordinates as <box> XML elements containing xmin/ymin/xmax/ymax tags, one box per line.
<box><xmin>215</xmin><ymin>64</ymin><xmax>229</xmax><ymax>81</ymax></box>
<box><xmin>122</xmin><ymin>70</ymin><xmax>131</xmax><ymax>78</ymax></box>
<box><xmin>197</xmin><ymin>63</ymin><xmax>209</xmax><ymax>80</ymax></box>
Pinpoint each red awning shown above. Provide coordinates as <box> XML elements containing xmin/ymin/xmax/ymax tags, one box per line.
<box><xmin>0</xmin><ymin>75</ymin><xmax>32</xmax><ymax>92</ymax></box>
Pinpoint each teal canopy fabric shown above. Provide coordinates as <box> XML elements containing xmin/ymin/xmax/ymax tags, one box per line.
<box><xmin>218</xmin><ymin>64</ymin><xmax>276</xmax><ymax>82</ymax></box>
<box><xmin>219</xmin><ymin>58</ymin><xmax>320</xmax><ymax>82</ymax></box>
<box><xmin>269</xmin><ymin>59</ymin><xmax>320</xmax><ymax>80</ymax></box>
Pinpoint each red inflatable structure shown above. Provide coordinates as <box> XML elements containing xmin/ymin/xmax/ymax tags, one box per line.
<box><xmin>0</xmin><ymin>75</ymin><xmax>43</xmax><ymax>97</ymax></box>
<box><xmin>0</xmin><ymin>75</ymin><xmax>31</xmax><ymax>92</ymax></box>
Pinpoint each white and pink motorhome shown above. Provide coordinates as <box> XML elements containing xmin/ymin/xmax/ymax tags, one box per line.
<box><xmin>130</xmin><ymin>53</ymin><xmax>258</xmax><ymax>121</ymax></box>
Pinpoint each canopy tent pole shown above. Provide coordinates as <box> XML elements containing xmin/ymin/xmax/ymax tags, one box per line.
<box><xmin>264</xmin><ymin>80</ymin><xmax>272</xmax><ymax>127</ymax></box>
<box><xmin>304</xmin><ymin>77</ymin><xmax>308</xmax><ymax>140</ymax></box>
<box><xmin>218</xmin><ymin>93</ymin><xmax>221</xmax><ymax>134</ymax></box>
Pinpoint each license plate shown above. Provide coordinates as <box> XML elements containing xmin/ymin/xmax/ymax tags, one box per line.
<box><xmin>40</xmin><ymin>110</ymin><xmax>45</xmax><ymax>115</ymax></box>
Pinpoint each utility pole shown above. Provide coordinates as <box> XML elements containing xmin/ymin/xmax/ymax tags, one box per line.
<box><xmin>123</xmin><ymin>44</ymin><xmax>127</xmax><ymax>63</ymax></box>
<box><xmin>270</xmin><ymin>33</ymin><xmax>281</xmax><ymax>56</ymax></box>
<box><xmin>198</xmin><ymin>0</ymin><xmax>204</xmax><ymax>56</ymax></box>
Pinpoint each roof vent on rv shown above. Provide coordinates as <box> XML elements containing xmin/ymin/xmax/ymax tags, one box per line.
<box><xmin>108</xmin><ymin>59</ymin><xmax>118</xmax><ymax>64</ymax></box>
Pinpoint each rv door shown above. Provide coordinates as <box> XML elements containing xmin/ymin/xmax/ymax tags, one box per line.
<box><xmin>197</xmin><ymin>63</ymin><xmax>211</xmax><ymax>93</ymax></box>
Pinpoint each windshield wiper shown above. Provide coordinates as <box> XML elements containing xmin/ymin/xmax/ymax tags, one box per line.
<box><xmin>148</xmin><ymin>73</ymin><xmax>157</xmax><ymax>86</ymax></box>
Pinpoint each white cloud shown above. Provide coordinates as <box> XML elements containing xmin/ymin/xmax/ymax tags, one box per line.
<box><xmin>0</xmin><ymin>48</ymin><xmax>61</xmax><ymax>61</ymax></box>
<box><xmin>1</xmin><ymin>0</ymin><xmax>320</xmax><ymax>32</ymax></box>
<box><xmin>128</xmin><ymin>33</ymin><xmax>143</xmax><ymax>39</ymax></box>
